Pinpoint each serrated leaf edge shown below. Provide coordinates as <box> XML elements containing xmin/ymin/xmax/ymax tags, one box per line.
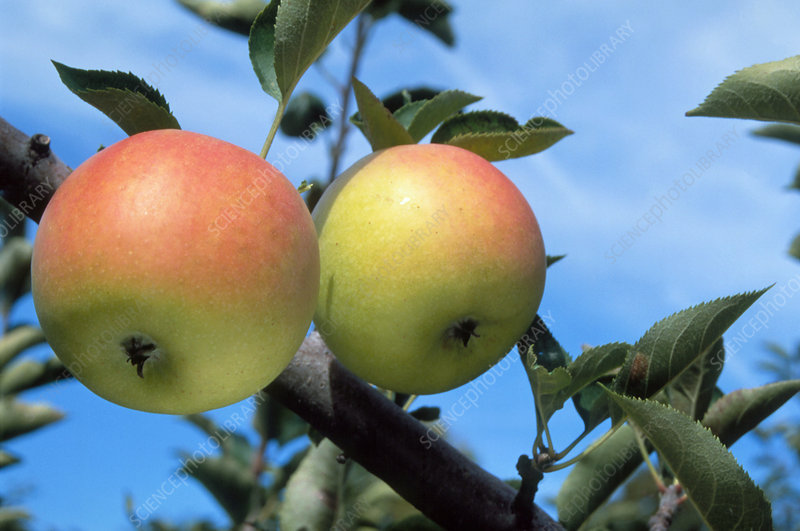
<box><xmin>604</xmin><ymin>389</ymin><xmax>772</xmax><ymax>530</ymax></box>
<box><xmin>631</xmin><ymin>288</ymin><xmax>770</xmax><ymax>349</ymax></box>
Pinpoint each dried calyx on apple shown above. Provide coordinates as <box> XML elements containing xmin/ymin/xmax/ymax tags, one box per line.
<box><xmin>121</xmin><ymin>334</ymin><xmax>158</xmax><ymax>378</ymax></box>
<box><xmin>447</xmin><ymin>318</ymin><xmax>481</xmax><ymax>348</ymax></box>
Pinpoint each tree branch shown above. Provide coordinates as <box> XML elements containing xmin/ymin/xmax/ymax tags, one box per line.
<box><xmin>0</xmin><ymin>116</ymin><xmax>563</xmax><ymax>530</ymax></box>
<box><xmin>268</xmin><ymin>333</ymin><xmax>562</xmax><ymax>530</ymax></box>
<box><xmin>648</xmin><ymin>483</ymin><xmax>684</xmax><ymax>531</ymax></box>
<box><xmin>0</xmin><ymin>116</ymin><xmax>71</xmax><ymax>223</ymax></box>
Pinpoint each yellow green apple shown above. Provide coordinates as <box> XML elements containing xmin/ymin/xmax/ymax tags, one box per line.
<box><xmin>313</xmin><ymin>143</ymin><xmax>546</xmax><ymax>394</ymax></box>
<box><xmin>31</xmin><ymin>129</ymin><xmax>319</xmax><ymax>414</ymax></box>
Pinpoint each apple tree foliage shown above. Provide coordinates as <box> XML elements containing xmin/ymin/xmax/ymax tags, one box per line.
<box><xmin>2</xmin><ymin>1</ymin><xmax>800</xmax><ymax>530</ymax></box>
<box><xmin>0</xmin><ymin>204</ymin><xmax>68</xmax><ymax>526</ymax></box>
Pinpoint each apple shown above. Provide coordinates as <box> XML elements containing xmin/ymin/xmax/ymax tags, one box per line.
<box><xmin>313</xmin><ymin>143</ymin><xmax>546</xmax><ymax>394</ymax></box>
<box><xmin>31</xmin><ymin>129</ymin><xmax>319</xmax><ymax>414</ymax></box>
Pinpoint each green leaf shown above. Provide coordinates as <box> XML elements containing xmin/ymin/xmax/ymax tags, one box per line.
<box><xmin>338</xmin><ymin>457</ymin><xmax>428</xmax><ymax>528</ymax></box>
<box><xmin>0</xmin><ymin>398</ymin><xmax>63</xmax><ymax>442</ymax></box>
<box><xmin>0</xmin><ymin>326</ymin><xmax>46</xmax><ymax>371</ymax></box>
<box><xmin>611</xmin><ymin>289</ymin><xmax>767</xmax><ymax>422</ymax></box>
<box><xmin>567</xmin><ymin>343</ymin><xmax>630</xmax><ymax>398</ymax></box>
<box><xmin>409</xmin><ymin>406</ymin><xmax>440</xmax><ymax>422</ymax></box>
<box><xmin>525</xmin><ymin>363</ymin><xmax>571</xmax><ymax>397</ymax></box>
<box><xmin>604</xmin><ymin>389</ymin><xmax>773</xmax><ymax>531</ymax></box>
<box><xmin>0</xmin><ymin>450</ymin><xmax>20</xmax><ymax>469</ymax></box>
<box><xmin>303</xmin><ymin>178</ymin><xmax>325</xmax><ymax>212</ymax></box>
<box><xmin>365</xmin><ymin>0</ymin><xmax>399</xmax><ymax>20</ymax></box>
<box><xmin>266</xmin><ymin>444</ymin><xmax>308</xmax><ymax>497</ymax></box>
<box><xmin>297</xmin><ymin>179</ymin><xmax>314</xmax><ymax>193</ymax></box>
<box><xmin>406</xmin><ymin>89</ymin><xmax>482</xmax><ymax>141</ymax></box>
<box><xmin>51</xmin><ymin>61</ymin><xmax>180</xmax><ymax>135</ymax></box>
<box><xmin>180</xmin><ymin>452</ymin><xmax>260</xmax><ymax>526</ymax></box>
<box><xmin>432</xmin><ymin>112</ymin><xmax>572</xmax><ymax>161</ymax></box>
<box><xmin>556</xmin><ymin>424</ymin><xmax>643</xmax><ymax>530</ymax></box>
<box><xmin>0</xmin><ymin>507</ymin><xmax>30</xmax><ymax>529</ymax></box>
<box><xmin>366</xmin><ymin>1</ymin><xmax>453</xmax><ymax>46</ymax></box>
<box><xmin>0</xmin><ymin>357</ymin><xmax>67</xmax><ymax>396</ymax></box>
<box><xmin>273</xmin><ymin>0</ymin><xmax>371</xmax><ymax>99</ymax></box>
<box><xmin>431</xmin><ymin>110</ymin><xmax>519</xmax><ymax>142</ymax></box>
<box><xmin>395</xmin><ymin>0</ymin><xmax>454</xmax><ymax>46</ymax></box>
<box><xmin>517</xmin><ymin>315</ymin><xmax>572</xmax><ymax>425</ymax></box>
<box><xmin>352</xmin><ymin>77</ymin><xmax>414</xmax><ymax>150</ymax></box>
<box><xmin>0</xmin><ymin>200</ymin><xmax>26</xmax><ymax>242</ymax></box>
<box><xmin>517</xmin><ymin>314</ymin><xmax>570</xmax><ymax>372</ymax></box>
<box><xmin>380</xmin><ymin>86</ymin><xmax>441</xmax><ymax>112</ymax></box>
<box><xmin>177</xmin><ymin>0</ymin><xmax>266</xmax><ymax>36</ymax></box>
<box><xmin>702</xmin><ymin>379</ymin><xmax>800</xmax><ymax>447</ymax></box>
<box><xmin>666</xmin><ymin>337</ymin><xmax>725</xmax><ymax>420</ymax></box>
<box><xmin>183</xmin><ymin>413</ymin><xmax>253</xmax><ymax>466</ymax></box>
<box><xmin>565</xmin><ymin>343</ymin><xmax>630</xmax><ymax>431</ymax></box>
<box><xmin>279</xmin><ymin>438</ymin><xmax>343</xmax><ymax>530</ymax></box>
<box><xmin>751</xmin><ymin>125</ymin><xmax>800</xmax><ymax>189</ymax></box>
<box><xmin>248</xmin><ymin>1</ymin><xmax>281</xmax><ymax>101</ymax></box>
<box><xmin>752</xmin><ymin>123</ymin><xmax>800</xmax><ymax>146</ymax></box>
<box><xmin>280</xmin><ymin>91</ymin><xmax>331</xmax><ymax>137</ymax></box>
<box><xmin>790</xmin><ymin>163</ymin><xmax>800</xmax><ymax>191</ymax></box>
<box><xmin>790</xmin><ymin>232</ymin><xmax>800</xmax><ymax>260</ymax></box>
<box><xmin>0</xmin><ymin>238</ymin><xmax>33</xmax><ymax>317</ymax></box>
<box><xmin>350</xmin><ymin>86</ymin><xmax>443</xmax><ymax>132</ymax></box>
<box><xmin>571</xmin><ymin>379</ymin><xmax>614</xmax><ymax>433</ymax></box>
<box><xmin>517</xmin><ymin>316</ymin><xmax>572</xmax><ymax>421</ymax></box>
<box><xmin>252</xmin><ymin>390</ymin><xmax>307</xmax><ymax>445</ymax></box>
<box><xmin>392</xmin><ymin>99</ymin><xmax>429</xmax><ymax>129</ymax></box>
<box><xmin>578</xmin><ymin>467</ymin><xmax>661</xmax><ymax>530</ymax></box>
<box><xmin>686</xmin><ymin>55</ymin><xmax>800</xmax><ymax>125</ymax></box>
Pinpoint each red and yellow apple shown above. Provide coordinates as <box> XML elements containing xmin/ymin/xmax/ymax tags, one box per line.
<box><xmin>313</xmin><ymin>143</ymin><xmax>546</xmax><ymax>394</ymax></box>
<box><xmin>31</xmin><ymin>129</ymin><xmax>319</xmax><ymax>414</ymax></box>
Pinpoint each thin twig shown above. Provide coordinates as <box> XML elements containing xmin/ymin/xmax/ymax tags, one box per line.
<box><xmin>534</xmin><ymin>389</ymin><xmax>556</xmax><ymax>458</ymax></box>
<box><xmin>649</xmin><ymin>483</ymin><xmax>684</xmax><ymax>531</ymax></box>
<box><xmin>326</xmin><ymin>13</ymin><xmax>371</xmax><ymax>185</ymax></box>
<box><xmin>545</xmin><ymin>423</ymin><xmax>622</xmax><ymax>472</ymax></box>
<box><xmin>240</xmin><ymin>434</ymin><xmax>268</xmax><ymax>530</ymax></box>
<box><xmin>555</xmin><ymin>427</ymin><xmax>591</xmax><ymax>461</ymax></box>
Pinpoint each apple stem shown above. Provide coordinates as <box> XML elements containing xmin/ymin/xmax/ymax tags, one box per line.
<box><xmin>121</xmin><ymin>335</ymin><xmax>157</xmax><ymax>378</ymax></box>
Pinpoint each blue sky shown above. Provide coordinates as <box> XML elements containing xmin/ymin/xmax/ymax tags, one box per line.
<box><xmin>2</xmin><ymin>1</ymin><xmax>800</xmax><ymax>529</ymax></box>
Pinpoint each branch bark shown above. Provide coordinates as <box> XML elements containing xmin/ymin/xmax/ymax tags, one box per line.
<box><xmin>269</xmin><ymin>333</ymin><xmax>562</xmax><ymax>530</ymax></box>
<box><xmin>648</xmin><ymin>484</ymin><xmax>684</xmax><ymax>531</ymax></box>
<box><xmin>0</xmin><ymin>116</ymin><xmax>563</xmax><ymax>530</ymax></box>
<box><xmin>0</xmin><ymin>116</ymin><xmax>71</xmax><ymax>223</ymax></box>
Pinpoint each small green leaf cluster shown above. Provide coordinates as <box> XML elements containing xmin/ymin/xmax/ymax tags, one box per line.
<box><xmin>0</xmin><ymin>204</ymin><xmax>68</xmax><ymax>528</ymax></box>
<box><xmin>124</xmin><ymin>390</ymin><xmax>441</xmax><ymax>530</ymax></box>
<box><xmin>517</xmin><ymin>281</ymin><xmax>794</xmax><ymax>529</ymax></box>
<box><xmin>350</xmin><ymin>79</ymin><xmax>573</xmax><ymax>160</ymax></box>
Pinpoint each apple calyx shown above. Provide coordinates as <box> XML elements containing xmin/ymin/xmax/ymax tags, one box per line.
<box><xmin>448</xmin><ymin>318</ymin><xmax>481</xmax><ymax>347</ymax></box>
<box><xmin>122</xmin><ymin>335</ymin><xmax>158</xmax><ymax>378</ymax></box>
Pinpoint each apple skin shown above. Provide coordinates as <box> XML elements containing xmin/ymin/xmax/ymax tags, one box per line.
<box><xmin>313</xmin><ymin>143</ymin><xmax>546</xmax><ymax>394</ymax></box>
<box><xmin>31</xmin><ymin>129</ymin><xmax>319</xmax><ymax>414</ymax></box>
